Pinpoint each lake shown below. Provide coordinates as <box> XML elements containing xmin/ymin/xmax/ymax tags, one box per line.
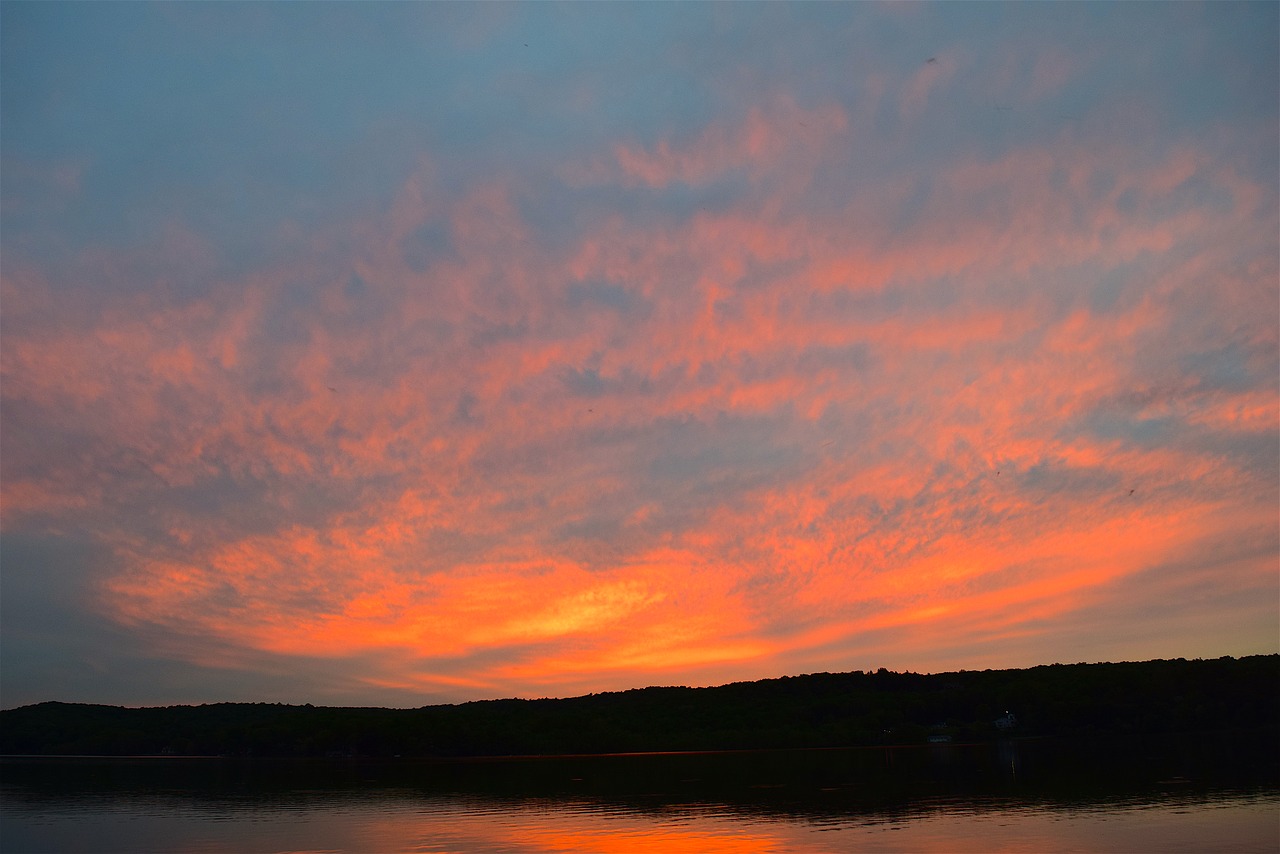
<box><xmin>3</xmin><ymin>733</ymin><xmax>1277</xmax><ymax>853</ymax></box>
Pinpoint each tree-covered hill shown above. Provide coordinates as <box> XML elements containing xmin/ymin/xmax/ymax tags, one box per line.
<box><xmin>2</xmin><ymin>656</ymin><xmax>1275</xmax><ymax>758</ymax></box>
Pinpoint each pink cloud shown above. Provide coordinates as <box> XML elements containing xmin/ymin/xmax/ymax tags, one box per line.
<box><xmin>570</xmin><ymin>94</ymin><xmax>848</xmax><ymax>190</ymax></box>
<box><xmin>3</xmin><ymin>83</ymin><xmax>1274</xmax><ymax>702</ymax></box>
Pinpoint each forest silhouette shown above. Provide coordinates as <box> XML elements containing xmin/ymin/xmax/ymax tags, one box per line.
<box><xmin>3</xmin><ymin>656</ymin><xmax>1274</xmax><ymax>758</ymax></box>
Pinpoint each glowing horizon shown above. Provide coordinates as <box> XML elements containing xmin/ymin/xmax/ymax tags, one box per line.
<box><xmin>2</xmin><ymin>2</ymin><xmax>1276</xmax><ymax>708</ymax></box>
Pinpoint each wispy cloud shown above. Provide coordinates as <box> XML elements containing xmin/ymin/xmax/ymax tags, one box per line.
<box><xmin>2</xmin><ymin>2</ymin><xmax>1275</xmax><ymax>707</ymax></box>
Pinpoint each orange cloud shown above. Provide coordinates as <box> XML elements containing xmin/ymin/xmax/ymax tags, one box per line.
<box><xmin>3</xmin><ymin>79</ymin><xmax>1274</xmax><ymax>704</ymax></box>
<box><xmin>572</xmin><ymin>94</ymin><xmax>849</xmax><ymax>190</ymax></box>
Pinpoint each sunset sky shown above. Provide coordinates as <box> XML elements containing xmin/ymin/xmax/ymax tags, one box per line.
<box><xmin>2</xmin><ymin>3</ymin><xmax>1276</xmax><ymax>709</ymax></box>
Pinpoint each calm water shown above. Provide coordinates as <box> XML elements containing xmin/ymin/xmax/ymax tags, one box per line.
<box><xmin>3</xmin><ymin>733</ymin><xmax>1277</xmax><ymax>853</ymax></box>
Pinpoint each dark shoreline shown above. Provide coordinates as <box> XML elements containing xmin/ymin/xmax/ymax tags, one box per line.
<box><xmin>3</xmin><ymin>655</ymin><xmax>1275</xmax><ymax>759</ymax></box>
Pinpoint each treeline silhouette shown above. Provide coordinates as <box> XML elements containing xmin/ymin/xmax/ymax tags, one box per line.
<box><xmin>3</xmin><ymin>656</ymin><xmax>1274</xmax><ymax>758</ymax></box>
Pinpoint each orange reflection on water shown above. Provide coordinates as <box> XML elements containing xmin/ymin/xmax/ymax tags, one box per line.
<box><xmin>513</xmin><ymin>825</ymin><xmax>783</xmax><ymax>854</ymax></box>
<box><xmin>351</xmin><ymin>803</ymin><xmax>803</xmax><ymax>854</ymax></box>
<box><xmin>345</xmin><ymin>793</ymin><xmax>1280</xmax><ymax>854</ymax></box>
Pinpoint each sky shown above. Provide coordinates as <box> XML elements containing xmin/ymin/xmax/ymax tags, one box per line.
<box><xmin>1</xmin><ymin>2</ymin><xmax>1276</xmax><ymax>710</ymax></box>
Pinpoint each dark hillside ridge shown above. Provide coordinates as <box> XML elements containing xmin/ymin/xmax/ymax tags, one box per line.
<box><xmin>3</xmin><ymin>656</ymin><xmax>1275</xmax><ymax>758</ymax></box>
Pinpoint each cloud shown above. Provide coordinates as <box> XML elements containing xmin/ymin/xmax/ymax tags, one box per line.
<box><xmin>2</xmin><ymin>3</ymin><xmax>1275</xmax><ymax>706</ymax></box>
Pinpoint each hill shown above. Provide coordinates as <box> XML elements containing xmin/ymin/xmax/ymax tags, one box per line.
<box><xmin>2</xmin><ymin>656</ymin><xmax>1275</xmax><ymax>758</ymax></box>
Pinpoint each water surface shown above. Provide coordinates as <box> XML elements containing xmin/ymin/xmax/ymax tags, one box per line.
<box><xmin>3</xmin><ymin>733</ymin><xmax>1276</xmax><ymax>853</ymax></box>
